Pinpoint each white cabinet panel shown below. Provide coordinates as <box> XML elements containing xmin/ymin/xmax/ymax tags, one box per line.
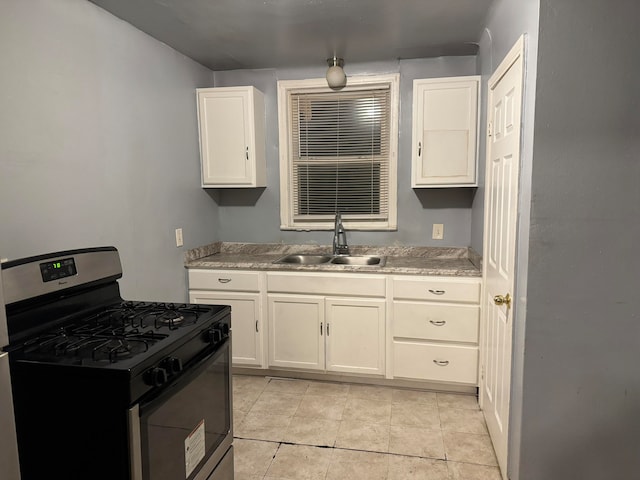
<box><xmin>188</xmin><ymin>269</ymin><xmax>260</xmax><ymax>292</ymax></box>
<box><xmin>268</xmin><ymin>295</ymin><xmax>325</xmax><ymax>371</ymax></box>
<box><xmin>412</xmin><ymin>76</ymin><xmax>480</xmax><ymax>187</ymax></box>
<box><xmin>393</xmin><ymin>276</ymin><xmax>480</xmax><ymax>303</ymax></box>
<box><xmin>325</xmin><ymin>298</ymin><xmax>385</xmax><ymax>375</ymax></box>
<box><xmin>393</xmin><ymin>341</ymin><xmax>478</xmax><ymax>384</ymax></box>
<box><xmin>268</xmin><ymin>272</ymin><xmax>385</xmax><ymax>297</ymax></box>
<box><xmin>189</xmin><ymin>291</ymin><xmax>262</xmax><ymax>367</ymax></box>
<box><xmin>393</xmin><ymin>301</ymin><xmax>479</xmax><ymax>343</ymax></box>
<box><xmin>197</xmin><ymin>86</ymin><xmax>266</xmax><ymax>187</ymax></box>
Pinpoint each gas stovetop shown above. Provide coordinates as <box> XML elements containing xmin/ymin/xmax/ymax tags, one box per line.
<box><xmin>9</xmin><ymin>300</ymin><xmax>227</xmax><ymax>367</ymax></box>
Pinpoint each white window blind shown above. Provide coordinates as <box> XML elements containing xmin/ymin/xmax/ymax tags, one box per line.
<box><xmin>290</xmin><ymin>87</ymin><xmax>391</xmax><ymax>224</ymax></box>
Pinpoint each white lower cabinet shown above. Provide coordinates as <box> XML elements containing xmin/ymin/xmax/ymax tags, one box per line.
<box><xmin>188</xmin><ymin>270</ymin><xmax>264</xmax><ymax>368</ymax></box>
<box><xmin>267</xmin><ymin>295</ymin><xmax>325</xmax><ymax>370</ymax></box>
<box><xmin>325</xmin><ymin>297</ymin><xmax>385</xmax><ymax>375</ymax></box>
<box><xmin>187</xmin><ymin>268</ymin><xmax>481</xmax><ymax>386</ymax></box>
<box><xmin>392</xmin><ymin>276</ymin><xmax>481</xmax><ymax>385</ymax></box>
<box><xmin>267</xmin><ymin>272</ymin><xmax>386</xmax><ymax>376</ymax></box>
<box><xmin>267</xmin><ymin>294</ymin><xmax>385</xmax><ymax>375</ymax></box>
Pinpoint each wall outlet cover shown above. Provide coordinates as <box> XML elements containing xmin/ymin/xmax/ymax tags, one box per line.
<box><xmin>432</xmin><ymin>223</ymin><xmax>444</xmax><ymax>240</ymax></box>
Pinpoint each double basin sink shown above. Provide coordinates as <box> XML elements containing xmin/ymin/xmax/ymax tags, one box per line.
<box><xmin>274</xmin><ymin>254</ymin><xmax>386</xmax><ymax>267</ymax></box>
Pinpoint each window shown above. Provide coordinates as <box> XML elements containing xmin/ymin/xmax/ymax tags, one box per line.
<box><xmin>277</xmin><ymin>74</ymin><xmax>399</xmax><ymax>230</ymax></box>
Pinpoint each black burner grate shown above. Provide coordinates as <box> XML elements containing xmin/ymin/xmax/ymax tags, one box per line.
<box><xmin>17</xmin><ymin>301</ymin><xmax>212</xmax><ymax>364</ymax></box>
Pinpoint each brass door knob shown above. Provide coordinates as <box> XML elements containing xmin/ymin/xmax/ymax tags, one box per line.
<box><xmin>493</xmin><ymin>293</ymin><xmax>512</xmax><ymax>307</ymax></box>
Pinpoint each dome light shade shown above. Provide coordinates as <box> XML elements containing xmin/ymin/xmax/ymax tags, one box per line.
<box><xmin>326</xmin><ymin>57</ymin><xmax>346</xmax><ymax>89</ymax></box>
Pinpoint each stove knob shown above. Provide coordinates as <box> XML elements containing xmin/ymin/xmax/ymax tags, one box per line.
<box><xmin>205</xmin><ymin>327</ymin><xmax>222</xmax><ymax>344</ymax></box>
<box><xmin>145</xmin><ymin>367</ymin><xmax>168</xmax><ymax>387</ymax></box>
<box><xmin>221</xmin><ymin>323</ymin><xmax>230</xmax><ymax>336</ymax></box>
<box><xmin>162</xmin><ymin>357</ymin><xmax>183</xmax><ymax>375</ymax></box>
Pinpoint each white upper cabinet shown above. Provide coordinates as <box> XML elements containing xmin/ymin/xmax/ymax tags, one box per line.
<box><xmin>196</xmin><ymin>86</ymin><xmax>266</xmax><ymax>187</ymax></box>
<box><xmin>411</xmin><ymin>76</ymin><xmax>480</xmax><ymax>187</ymax></box>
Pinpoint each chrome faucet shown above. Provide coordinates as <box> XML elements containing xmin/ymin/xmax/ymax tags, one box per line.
<box><xmin>332</xmin><ymin>212</ymin><xmax>350</xmax><ymax>256</ymax></box>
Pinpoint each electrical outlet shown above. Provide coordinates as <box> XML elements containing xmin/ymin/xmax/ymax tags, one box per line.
<box><xmin>432</xmin><ymin>223</ymin><xmax>444</xmax><ymax>240</ymax></box>
<box><xmin>175</xmin><ymin>228</ymin><xmax>184</xmax><ymax>247</ymax></box>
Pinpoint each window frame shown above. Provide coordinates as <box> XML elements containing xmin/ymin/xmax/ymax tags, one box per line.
<box><xmin>277</xmin><ymin>74</ymin><xmax>399</xmax><ymax>231</ymax></box>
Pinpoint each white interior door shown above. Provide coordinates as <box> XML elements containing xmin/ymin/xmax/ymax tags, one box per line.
<box><xmin>480</xmin><ymin>36</ymin><xmax>525</xmax><ymax>479</ymax></box>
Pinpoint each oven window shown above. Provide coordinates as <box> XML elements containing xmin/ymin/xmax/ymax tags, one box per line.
<box><xmin>140</xmin><ymin>343</ymin><xmax>231</xmax><ymax>480</ymax></box>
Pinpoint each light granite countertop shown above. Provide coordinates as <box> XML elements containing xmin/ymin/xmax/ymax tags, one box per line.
<box><xmin>185</xmin><ymin>242</ymin><xmax>481</xmax><ymax>277</ymax></box>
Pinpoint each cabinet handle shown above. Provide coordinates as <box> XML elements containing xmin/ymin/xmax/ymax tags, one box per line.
<box><xmin>255</xmin><ymin>320</ymin><xmax>259</xmax><ymax>333</ymax></box>
<box><xmin>428</xmin><ymin>289</ymin><xmax>445</xmax><ymax>295</ymax></box>
<box><xmin>245</xmin><ymin>146</ymin><xmax>249</xmax><ymax>160</ymax></box>
<box><xmin>433</xmin><ymin>359</ymin><xmax>450</xmax><ymax>367</ymax></box>
<box><xmin>326</xmin><ymin>322</ymin><xmax>330</xmax><ymax>336</ymax></box>
<box><xmin>320</xmin><ymin>322</ymin><xmax>323</xmax><ymax>335</ymax></box>
<box><xmin>217</xmin><ymin>278</ymin><xmax>231</xmax><ymax>284</ymax></box>
<box><xmin>418</xmin><ymin>141</ymin><xmax>422</xmax><ymax>157</ymax></box>
<box><xmin>429</xmin><ymin>320</ymin><xmax>446</xmax><ymax>326</ymax></box>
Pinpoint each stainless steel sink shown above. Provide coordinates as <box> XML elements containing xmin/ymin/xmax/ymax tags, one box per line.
<box><xmin>330</xmin><ymin>255</ymin><xmax>386</xmax><ymax>266</ymax></box>
<box><xmin>274</xmin><ymin>254</ymin><xmax>332</xmax><ymax>265</ymax></box>
<box><xmin>274</xmin><ymin>254</ymin><xmax>386</xmax><ymax>267</ymax></box>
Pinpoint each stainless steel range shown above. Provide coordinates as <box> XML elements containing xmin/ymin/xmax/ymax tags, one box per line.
<box><xmin>1</xmin><ymin>247</ymin><xmax>233</xmax><ymax>480</ymax></box>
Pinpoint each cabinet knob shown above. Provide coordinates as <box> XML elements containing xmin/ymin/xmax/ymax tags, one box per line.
<box><xmin>433</xmin><ymin>359</ymin><xmax>449</xmax><ymax>367</ymax></box>
<box><xmin>428</xmin><ymin>289</ymin><xmax>445</xmax><ymax>295</ymax></box>
<box><xmin>218</xmin><ymin>278</ymin><xmax>231</xmax><ymax>284</ymax></box>
<box><xmin>246</xmin><ymin>146</ymin><xmax>249</xmax><ymax>160</ymax></box>
<box><xmin>418</xmin><ymin>141</ymin><xmax>422</xmax><ymax>157</ymax></box>
<box><xmin>429</xmin><ymin>320</ymin><xmax>446</xmax><ymax>326</ymax></box>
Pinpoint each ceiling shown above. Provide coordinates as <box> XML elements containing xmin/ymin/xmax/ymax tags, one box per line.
<box><xmin>89</xmin><ymin>0</ymin><xmax>494</xmax><ymax>71</ymax></box>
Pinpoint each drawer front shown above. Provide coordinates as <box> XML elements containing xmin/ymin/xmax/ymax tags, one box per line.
<box><xmin>393</xmin><ymin>277</ymin><xmax>480</xmax><ymax>303</ymax></box>
<box><xmin>393</xmin><ymin>302</ymin><xmax>479</xmax><ymax>343</ymax></box>
<box><xmin>393</xmin><ymin>341</ymin><xmax>478</xmax><ymax>384</ymax></box>
<box><xmin>267</xmin><ymin>272</ymin><xmax>386</xmax><ymax>297</ymax></box>
<box><xmin>188</xmin><ymin>269</ymin><xmax>260</xmax><ymax>292</ymax></box>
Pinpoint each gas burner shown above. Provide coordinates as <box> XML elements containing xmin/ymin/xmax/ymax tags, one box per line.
<box><xmin>91</xmin><ymin>338</ymin><xmax>136</xmax><ymax>362</ymax></box>
<box><xmin>156</xmin><ymin>313</ymin><xmax>185</xmax><ymax>327</ymax></box>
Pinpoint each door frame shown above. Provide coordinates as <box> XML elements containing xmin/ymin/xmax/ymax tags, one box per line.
<box><xmin>478</xmin><ymin>34</ymin><xmax>526</xmax><ymax>479</ymax></box>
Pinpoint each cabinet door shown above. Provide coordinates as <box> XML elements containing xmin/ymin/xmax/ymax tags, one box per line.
<box><xmin>325</xmin><ymin>297</ymin><xmax>385</xmax><ymax>376</ymax></box>
<box><xmin>268</xmin><ymin>295</ymin><xmax>325</xmax><ymax>371</ymax></box>
<box><xmin>412</xmin><ymin>76</ymin><xmax>479</xmax><ymax>187</ymax></box>
<box><xmin>197</xmin><ymin>86</ymin><xmax>266</xmax><ymax>187</ymax></box>
<box><xmin>189</xmin><ymin>291</ymin><xmax>262</xmax><ymax>367</ymax></box>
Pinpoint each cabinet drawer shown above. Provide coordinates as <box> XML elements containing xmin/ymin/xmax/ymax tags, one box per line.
<box><xmin>393</xmin><ymin>341</ymin><xmax>478</xmax><ymax>384</ymax></box>
<box><xmin>188</xmin><ymin>269</ymin><xmax>260</xmax><ymax>292</ymax></box>
<box><xmin>393</xmin><ymin>302</ymin><xmax>479</xmax><ymax>343</ymax></box>
<box><xmin>393</xmin><ymin>277</ymin><xmax>480</xmax><ymax>303</ymax></box>
<box><xmin>267</xmin><ymin>272</ymin><xmax>385</xmax><ymax>297</ymax></box>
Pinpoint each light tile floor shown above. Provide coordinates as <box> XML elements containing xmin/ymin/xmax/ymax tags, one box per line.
<box><xmin>233</xmin><ymin>375</ymin><xmax>501</xmax><ymax>480</ymax></box>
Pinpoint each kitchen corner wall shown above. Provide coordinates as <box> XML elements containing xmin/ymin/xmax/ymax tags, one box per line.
<box><xmin>212</xmin><ymin>57</ymin><xmax>478</xmax><ymax>248</ymax></box>
<box><xmin>0</xmin><ymin>0</ymin><xmax>218</xmax><ymax>301</ymax></box>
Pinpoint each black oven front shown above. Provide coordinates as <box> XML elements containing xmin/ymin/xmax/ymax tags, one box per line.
<box><xmin>130</xmin><ymin>336</ymin><xmax>233</xmax><ymax>480</ymax></box>
<box><xmin>3</xmin><ymin>247</ymin><xmax>234</xmax><ymax>480</ymax></box>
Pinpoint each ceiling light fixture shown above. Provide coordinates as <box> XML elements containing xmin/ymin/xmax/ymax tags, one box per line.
<box><xmin>326</xmin><ymin>57</ymin><xmax>346</xmax><ymax>89</ymax></box>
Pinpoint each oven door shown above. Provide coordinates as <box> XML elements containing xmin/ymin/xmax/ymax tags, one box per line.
<box><xmin>129</xmin><ymin>338</ymin><xmax>232</xmax><ymax>480</ymax></box>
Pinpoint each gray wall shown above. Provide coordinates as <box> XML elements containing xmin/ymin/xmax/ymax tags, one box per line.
<box><xmin>212</xmin><ymin>57</ymin><xmax>479</xmax><ymax>248</ymax></box>
<box><xmin>517</xmin><ymin>1</ymin><xmax>640</xmax><ymax>478</ymax></box>
<box><xmin>0</xmin><ymin>0</ymin><xmax>217</xmax><ymax>301</ymax></box>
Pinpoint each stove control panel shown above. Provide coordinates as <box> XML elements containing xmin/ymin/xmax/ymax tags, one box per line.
<box><xmin>39</xmin><ymin>257</ymin><xmax>77</xmax><ymax>283</ymax></box>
